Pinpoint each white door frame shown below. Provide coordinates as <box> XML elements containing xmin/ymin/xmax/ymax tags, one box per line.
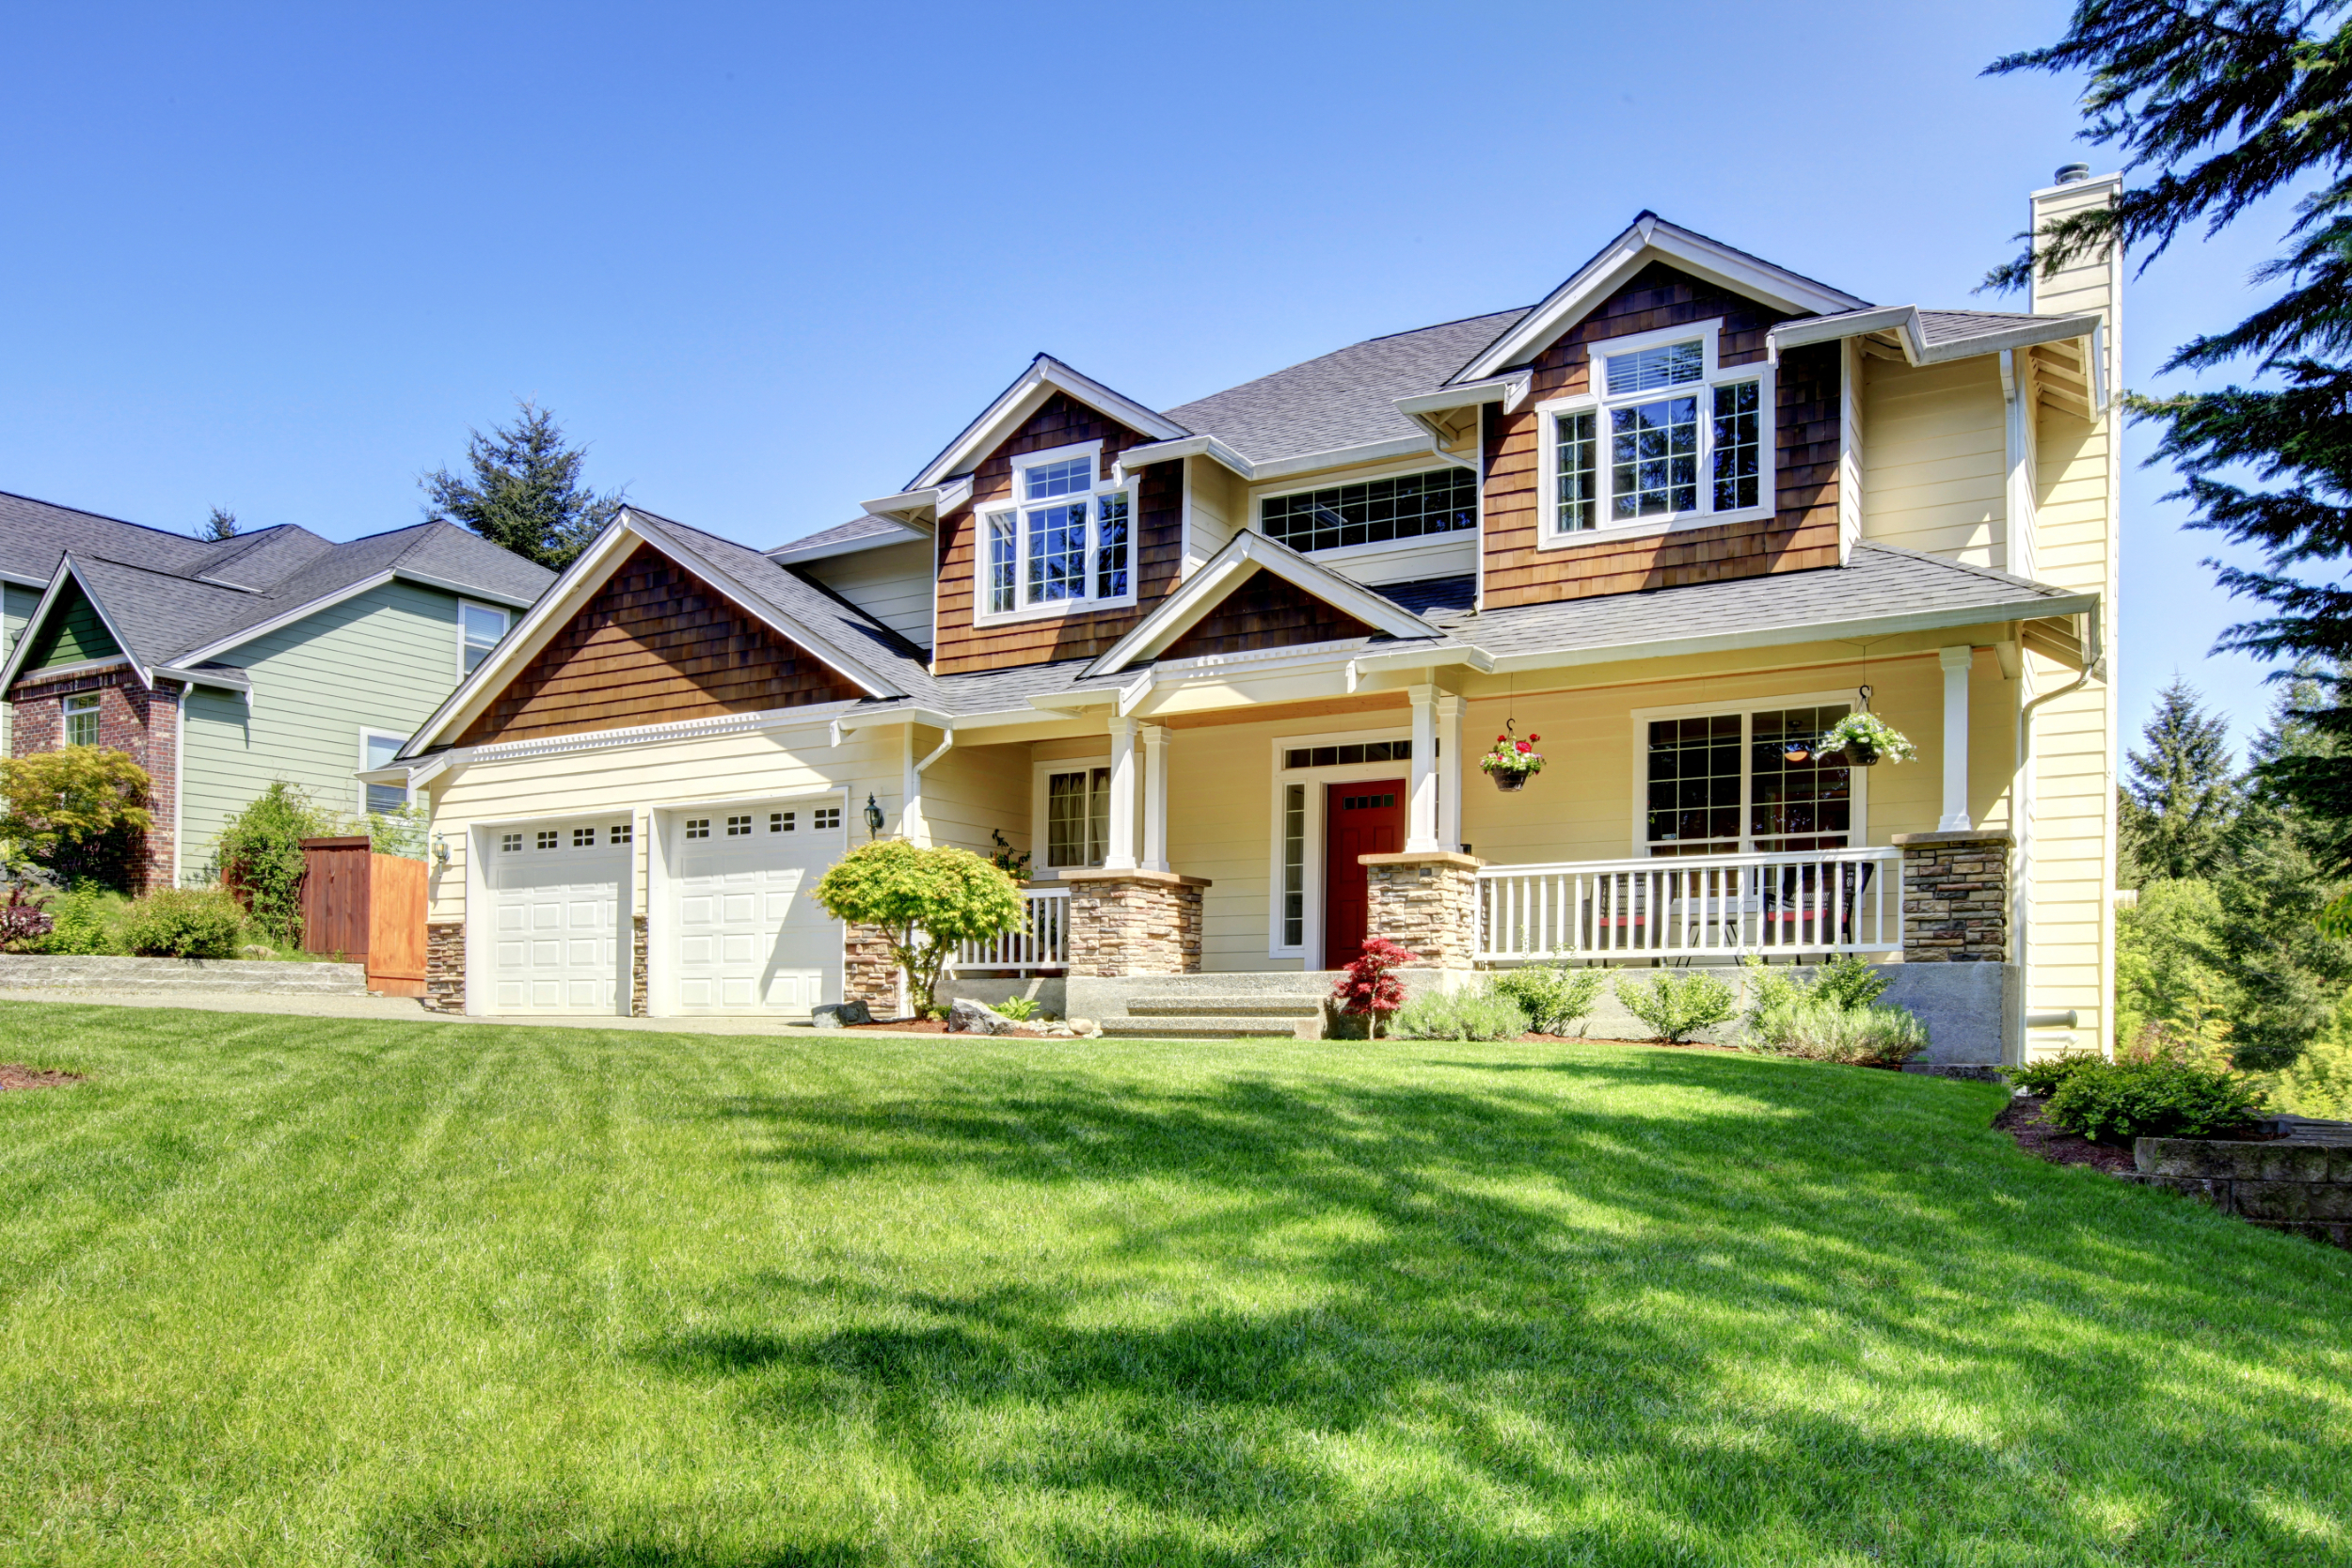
<box><xmin>1264</xmin><ymin>723</ymin><xmax>1415</xmax><ymax>964</ymax></box>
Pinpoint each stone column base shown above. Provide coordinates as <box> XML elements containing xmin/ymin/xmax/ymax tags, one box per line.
<box><xmin>843</xmin><ymin>921</ymin><xmax>905</xmax><ymax>1016</ymax></box>
<box><xmin>1892</xmin><ymin>831</ymin><xmax>2011</xmax><ymax>962</ymax></box>
<box><xmin>1359</xmin><ymin>850</ymin><xmax>1484</xmax><ymax>970</ymax></box>
<box><xmin>1062</xmin><ymin>869</ymin><xmax>1211</xmax><ymax>977</ymax></box>
<box><xmin>630</xmin><ymin>915</ymin><xmax>648</xmax><ymax>1017</ymax></box>
<box><xmin>424</xmin><ymin>921</ymin><xmax>464</xmax><ymax>1013</ymax></box>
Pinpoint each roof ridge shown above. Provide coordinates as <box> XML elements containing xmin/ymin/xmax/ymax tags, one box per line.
<box><xmin>0</xmin><ymin>488</ymin><xmax>214</xmax><ymax>548</ymax></box>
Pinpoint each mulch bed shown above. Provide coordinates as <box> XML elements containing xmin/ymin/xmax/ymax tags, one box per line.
<box><xmin>0</xmin><ymin>1064</ymin><xmax>83</xmax><ymax>1092</ymax></box>
<box><xmin>1994</xmin><ymin>1095</ymin><xmax>2140</xmax><ymax>1175</ymax></box>
<box><xmin>842</xmin><ymin>1019</ymin><xmax>1066</xmax><ymax>1037</ymax></box>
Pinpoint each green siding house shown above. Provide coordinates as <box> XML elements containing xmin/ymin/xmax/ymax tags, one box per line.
<box><xmin>0</xmin><ymin>491</ymin><xmax>553</xmax><ymax>891</ymax></box>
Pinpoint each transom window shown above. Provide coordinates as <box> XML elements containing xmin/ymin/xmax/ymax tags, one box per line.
<box><xmin>1645</xmin><ymin>703</ymin><xmax>1851</xmax><ymax>857</ymax></box>
<box><xmin>62</xmin><ymin>693</ymin><xmax>100</xmax><ymax>748</ymax></box>
<box><xmin>1044</xmin><ymin>767</ymin><xmax>1112</xmax><ymax>869</ymax></box>
<box><xmin>1259</xmin><ymin>467</ymin><xmax>1478</xmax><ymax>554</ymax></box>
<box><xmin>1549</xmin><ymin>325</ymin><xmax>1771</xmax><ymax>535</ymax></box>
<box><xmin>1283</xmin><ymin>739</ymin><xmax>1411</xmax><ymax>769</ymax></box>
<box><xmin>982</xmin><ymin>445</ymin><xmax>1135</xmax><ymax>618</ymax></box>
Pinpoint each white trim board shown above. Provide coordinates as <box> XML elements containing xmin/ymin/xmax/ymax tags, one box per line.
<box><xmin>906</xmin><ymin>356</ymin><xmax>1189</xmax><ymax>494</ymax></box>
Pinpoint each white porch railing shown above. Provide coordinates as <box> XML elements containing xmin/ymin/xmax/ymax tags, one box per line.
<box><xmin>1477</xmin><ymin>847</ymin><xmax>1902</xmax><ymax>961</ymax></box>
<box><xmin>948</xmin><ymin>886</ymin><xmax>1071</xmax><ymax>974</ymax></box>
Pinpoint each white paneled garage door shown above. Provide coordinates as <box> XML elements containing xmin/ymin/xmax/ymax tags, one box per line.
<box><xmin>485</xmin><ymin>818</ymin><xmax>630</xmax><ymax>1013</ymax></box>
<box><xmin>669</xmin><ymin>801</ymin><xmax>844</xmax><ymax>1016</ymax></box>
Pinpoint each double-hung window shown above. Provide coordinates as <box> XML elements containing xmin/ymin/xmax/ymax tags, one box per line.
<box><xmin>62</xmin><ymin>693</ymin><xmax>100</xmax><ymax>748</ymax></box>
<box><xmin>980</xmin><ymin>444</ymin><xmax>1136</xmax><ymax>619</ymax></box>
<box><xmin>460</xmin><ymin>602</ymin><xmax>509</xmax><ymax>674</ymax></box>
<box><xmin>1545</xmin><ymin>324</ymin><xmax>1772</xmax><ymax>537</ymax></box>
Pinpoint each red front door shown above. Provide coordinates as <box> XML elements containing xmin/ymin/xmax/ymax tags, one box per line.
<box><xmin>1323</xmin><ymin>780</ymin><xmax>1405</xmax><ymax>970</ymax></box>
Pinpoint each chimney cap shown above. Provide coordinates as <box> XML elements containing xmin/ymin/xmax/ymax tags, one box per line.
<box><xmin>2055</xmin><ymin>162</ymin><xmax>2091</xmax><ymax>184</ymax></box>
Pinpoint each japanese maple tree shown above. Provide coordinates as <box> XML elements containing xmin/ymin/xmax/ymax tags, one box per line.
<box><xmin>1331</xmin><ymin>936</ymin><xmax>1421</xmax><ymax>1038</ymax></box>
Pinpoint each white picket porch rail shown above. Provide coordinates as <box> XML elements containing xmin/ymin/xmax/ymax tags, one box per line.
<box><xmin>948</xmin><ymin>886</ymin><xmax>1071</xmax><ymax>974</ymax></box>
<box><xmin>1476</xmin><ymin>847</ymin><xmax>1902</xmax><ymax>961</ymax></box>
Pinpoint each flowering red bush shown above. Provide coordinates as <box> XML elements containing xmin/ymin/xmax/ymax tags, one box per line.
<box><xmin>0</xmin><ymin>883</ymin><xmax>55</xmax><ymax>952</ymax></box>
<box><xmin>1331</xmin><ymin>936</ymin><xmax>1420</xmax><ymax>1037</ymax></box>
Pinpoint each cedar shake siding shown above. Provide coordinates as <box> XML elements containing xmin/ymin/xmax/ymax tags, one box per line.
<box><xmin>933</xmin><ymin>391</ymin><xmax>1184</xmax><ymax>675</ymax></box>
<box><xmin>457</xmin><ymin>543</ymin><xmax>865</xmax><ymax>746</ymax></box>
<box><xmin>1479</xmin><ymin>262</ymin><xmax>1841</xmax><ymax>608</ymax></box>
<box><xmin>1157</xmin><ymin>570</ymin><xmax>1378</xmax><ymax>661</ymax></box>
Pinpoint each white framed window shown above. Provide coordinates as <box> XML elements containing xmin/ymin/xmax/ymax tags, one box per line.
<box><xmin>61</xmin><ymin>692</ymin><xmax>100</xmax><ymax>748</ymax></box>
<box><xmin>1539</xmin><ymin>321</ymin><xmax>1773</xmax><ymax>542</ymax></box>
<box><xmin>1257</xmin><ymin>467</ymin><xmax>1479</xmax><ymax>555</ymax></box>
<box><xmin>460</xmin><ymin>601</ymin><xmax>510</xmax><ymax>675</ymax></box>
<box><xmin>811</xmin><ymin>805</ymin><xmax>842</xmax><ymax>832</ymax></box>
<box><xmin>359</xmin><ymin>729</ymin><xmax>410</xmax><ymax>816</ymax></box>
<box><xmin>977</xmin><ymin>441</ymin><xmax>1137</xmax><ymax>624</ymax></box>
<box><xmin>1628</xmin><ymin>691</ymin><xmax>1865</xmax><ymax>858</ymax></box>
<box><xmin>1032</xmin><ymin>763</ymin><xmax>1113</xmax><ymax>870</ymax></box>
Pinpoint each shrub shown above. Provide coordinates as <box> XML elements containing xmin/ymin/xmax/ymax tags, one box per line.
<box><xmin>1330</xmin><ymin>938</ymin><xmax>1419</xmax><ymax>1038</ymax></box>
<box><xmin>0</xmin><ymin>881</ymin><xmax>55</xmax><ymax>952</ymax></box>
<box><xmin>1811</xmin><ymin>953</ymin><xmax>1891</xmax><ymax>1011</ymax></box>
<box><xmin>117</xmin><ymin>888</ymin><xmax>245</xmax><ymax>958</ymax></box>
<box><xmin>1394</xmin><ymin>985</ymin><xmax>1531</xmax><ymax>1041</ymax></box>
<box><xmin>215</xmin><ymin>782</ymin><xmax>338</xmax><ymax>948</ymax></box>
<box><xmin>1490</xmin><ymin>964</ymin><xmax>1606</xmax><ymax>1036</ymax></box>
<box><xmin>39</xmin><ymin>885</ymin><xmax>130</xmax><ymax>955</ymax></box>
<box><xmin>0</xmin><ymin>747</ymin><xmax>152</xmax><ymax>889</ymax></box>
<box><xmin>1756</xmin><ymin>998</ymin><xmax>1928</xmax><ymax>1066</ymax></box>
<box><xmin>1614</xmin><ymin>970</ymin><xmax>1738</xmax><ymax>1043</ymax></box>
<box><xmin>2010</xmin><ymin>1053</ymin><xmax>2102</xmax><ymax>1097</ymax></box>
<box><xmin>2042</xmin><ymin>1058</ymin><xmax>2267</xmax><ymax>1144</ymax></box>
<box><xmin>994</xmin><ymin>995</ymin><xmax>1039</xmax><ymax>1022</ymax></box>
<box><xmin>810</xmin><ymin>840</ymin><xmax>1024</xmax><ymax>1016</ymax></box>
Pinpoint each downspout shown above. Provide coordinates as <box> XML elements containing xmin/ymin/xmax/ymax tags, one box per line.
<box><xmin>2012</xmin><ymin>610</ymin><xmax>2106</xmax><ymax>1062</ymax></box>
<box><xmin>172</xmin><ymin>684</ymin><xmax>186</xmax><ymax>888</ymax></box>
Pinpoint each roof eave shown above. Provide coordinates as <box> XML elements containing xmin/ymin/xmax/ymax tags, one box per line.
<box><xmin>907</xmin><ymin>356</ymin><xmax>1192</xmax><ymax>493</ymax></box>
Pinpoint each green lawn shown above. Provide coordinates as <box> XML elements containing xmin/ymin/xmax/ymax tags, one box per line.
<box><xmin>1</xmin><ymin>1006</ymin><xmax>2347</xmax><ymax>1567</ymax></box>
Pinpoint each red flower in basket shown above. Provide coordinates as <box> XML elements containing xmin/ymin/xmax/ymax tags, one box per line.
<box><xmin>1480</xmin><ymin>731</ymin><xmax>1547</xmax><ymax>784</ymax></box>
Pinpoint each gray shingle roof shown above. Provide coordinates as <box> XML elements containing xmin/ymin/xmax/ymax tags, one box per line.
<box><xmin>1161</xmin><ymin>309</ymin><xmax>1531</xmax><ymax>465</ymax></box>
<box><xmin>766</xmin><ymin>515</ymin><xmax>908</xmax><ymax>558</ymax></box>
<box><xmin>1915</xmin><ymin>309</ymin><xmax>2053</xmax><ymax>346</ymax></box>
<box><xmin>1</xmin><ymin>490</ymin><xmax>556</xmax><ymax>677</ymax></box>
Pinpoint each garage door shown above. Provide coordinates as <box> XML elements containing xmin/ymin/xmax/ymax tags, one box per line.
<box><xmin>671</xmin><ymin>802</ymin><xmax>843</xmax><ymax>1015</ymax></box>
<box><xmin>486</xmin><ymin>818</ymin><xmax>630</xmax><ymax>1013</ymax></box>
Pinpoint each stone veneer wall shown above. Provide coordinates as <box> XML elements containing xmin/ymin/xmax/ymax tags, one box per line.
<box><xmin>1893</xmin><ymin>831</ymin><xmax>2010</xmax><ymax>962</ymax></box>
<box><xmin>1360</xmin><ymin>851</ymin><xmax>1483</xmax><ymax>969</ymax></box>
<box><xmin>843</xmin><ymin>922</ymin><xmax>903</xmax><ymax>1016</ymax></box>
<box><xmin>8</xmin><ymin>666</ymin><xmax>180</xmax><ymax>894</ymax></box>
<box><xmin>631</xmin><ymin>915</ymin><xmax>648</xmax><ymax>1017</ymax></box>
<box><xmin>1063</xmin><ymin>871</ymin><xmax>1207</xmax><ymax>977</ymax></box>
<box><xmin>424</xmin><ymin>921</ymin><xmax>464</xmax><ymax>1012</ymax></box>
<box><xmin>2133</xmin><ymin>1131</ymin><xmax>2352</xmax><ymax>1249</ymax></box>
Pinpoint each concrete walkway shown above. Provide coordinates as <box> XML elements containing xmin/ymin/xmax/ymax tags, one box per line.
<box><xmin>0</xmin><ymin>988</ymin><xmax>942</xmax><ymax>1037</ymax></box>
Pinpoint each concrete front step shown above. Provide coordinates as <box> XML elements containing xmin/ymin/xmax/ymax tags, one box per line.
<box><xmin>1124</xmin><ymin>998</ymin><xmax>1324</xmax><ymax>1018</ymax></box>
<box><xmin>1098</xmin><ymin>1015</ymin><xmax>1312</xmax><ymax>1039</ymax></box>
<box><xmin>0</xmin><ymin>954</ymin><xmax>371</xmax><ymax>996</ymax></box>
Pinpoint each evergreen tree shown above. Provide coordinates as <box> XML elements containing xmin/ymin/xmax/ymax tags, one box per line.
<box><xmin>2209</xmin><ymin>667</ymin><xmax>2352</xmax><ymax>1068</ymax></box>
<box><xmin>2118</xmin><ymin>675</ymin><xmax>2239</xmax><ymax>883</ymax></box>
<box><xmin>421</xmin><ymin>399</ymin><xmax>624</xmax><ymax>570</ymax></box>
<box><xmin>1988</xmin><ymin>3</ymin><xmax>2352</xmax><ymax>839</ymax></box>
<box><xmin>194</xmin><ymin>506</ymin><xmax>238</xmax><ymax>542</ymax></box>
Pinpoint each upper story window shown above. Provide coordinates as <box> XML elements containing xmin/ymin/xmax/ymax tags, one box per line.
<box><xmin>1259</xmin><ymin>467</ymin><xmax>1478</xmax><ymax>555</ymax></box>
<box><xmin>1545</xmin><ymin>323</ymin><xmax>1772</xmax><ymax>538</ymax></box>
<box><xmin>62</xmin><ymin>692</ymin><xmax>100</xmax><ymax>748</ymax></box>
<box><xmin>460</xmin><ymin>602</ymin><xmax>510</xmax><ymax>674</ymax></box>
<box><xmin>980</xmin><ymin>443</ymin><xmax>1135</xmax><ymax>621</ymax></box>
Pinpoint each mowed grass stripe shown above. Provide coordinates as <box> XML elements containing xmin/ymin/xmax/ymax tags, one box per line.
<box><xmin>0</xmin><ymin>1005</ymin><xmax>2347</xmax><ymax>1566</ymax></box>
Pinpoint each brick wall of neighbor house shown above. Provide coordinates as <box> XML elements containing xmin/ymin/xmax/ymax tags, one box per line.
<box><xmin>1158</xmin><ymin>570</ymin><xmax>1378</xmax><ymax>661</ymax></box>
<box><xmin>457</xmin><ymin>544</ymin><xmax>866</xmax><ymax>745</ymax></box>
<box><xmin>424</xmin><ymin>921</ymin><xmax>464</xmax><ymax>1012</ymax></box>
<box><xmin>933</xmin><ymin>392</ymin><xmax>1185</xmax><ymax>674</ymax></box>
<box><xmin>1480</xmin><ymin>262</ymin><xmax>1842</xmax><ymax>609</ymax></box>
<box><xmin>8</xmin><ymin>666</ymin><xmax>178</xmax><ymax>894</ymax></box>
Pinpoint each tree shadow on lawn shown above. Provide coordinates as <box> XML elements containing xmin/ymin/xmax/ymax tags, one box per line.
<box><xmin>635</xmin><ymin>1047</ymin><xmax>2352</xmax><ymax>1564</ymax></box>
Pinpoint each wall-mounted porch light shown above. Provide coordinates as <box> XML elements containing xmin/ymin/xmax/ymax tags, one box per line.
<box><xmin>864</xmin><ymin>794</ymin><xmax>885</xmax><ymax>840</ymax></box>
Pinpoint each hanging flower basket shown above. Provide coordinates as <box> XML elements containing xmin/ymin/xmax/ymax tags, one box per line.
<box><xmin>1815</xmin><ymin>711</ymin><xmax>1917</xmax><ymax>768</ymax></box>
<box><xmin>1479</xmin><ymin>732</ymin><xmax>1545</xmax><ymax>792</ymax></box>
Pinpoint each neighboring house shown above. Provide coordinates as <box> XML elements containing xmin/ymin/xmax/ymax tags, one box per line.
<box><xmin>0</xmin><ymin>493</ymin><xmax>554</xmax><ymax>890</ymax></box>
<box><xmin>391</xmin><ymin>169</ymin><xmax>2119</xmax><ymax>1064</ymax></box>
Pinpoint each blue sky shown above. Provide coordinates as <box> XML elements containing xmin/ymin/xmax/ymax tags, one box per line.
<box><xmin>0</xmin><ymin>1</ymin><xmax>2308</xmax><ymax>759</ymax></box>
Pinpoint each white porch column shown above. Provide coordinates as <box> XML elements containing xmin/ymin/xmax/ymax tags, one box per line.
<box><xmin>1436</xmin><ymin>692</ymin><xmax>1463</xmax><ymax>853</ymax></box>
<box><xmin>1938</xmin><ymin>645</ymin><xmax>1973</xmax><ymax>832</ymax></box>
<box><xmin>1104</xmin><ymin>715</ymin><xmax>1139</xmax><ymax>870</ymax></box>
<box><xmin>1142</xmin><ymin>723</ymin><xmax>1169</xmax><ymax>872</ymax></box>
<box><xmin>899</xmin><ymin>722</ymin><xmax>928</xmax><ymax>845</ymax></box>
<box><xmin>1406</xmin><ymin>684</ymin><xmax>1440</xmax><ymax>852</ymax></box>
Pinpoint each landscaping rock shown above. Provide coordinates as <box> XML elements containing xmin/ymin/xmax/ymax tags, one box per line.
<box><xmin>1067</xmin><ymin>1017</ymin><xmax>1102</xmax><ymax>1038</ymax></box>
<box><xmin>948</xmin><ymin>997</ymin><xmax>1012</xmax><ymax>1035</ymax></box>
<box><xmin>810</xmin><ymin>1001</ymin><xmax>872</xmax><ymax>1030</ymax></box>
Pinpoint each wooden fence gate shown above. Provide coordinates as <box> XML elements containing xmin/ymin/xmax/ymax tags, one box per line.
<box><xmin>299</xmin><ymin>836</ymin><xmax>427</xmax><ymax>996</ymax></box>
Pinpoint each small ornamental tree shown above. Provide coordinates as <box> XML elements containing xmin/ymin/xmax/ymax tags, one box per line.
<box><xmin>1331</xmin><ymin>937</ymin><xmax>1419</xmax><ymax>1038</ymax></box>
<box><xmin>0</xmin><ymin>747</ymin><xmax>152</xmax><ymax>889</ymax></box>
<box><xmin>811</xmin><ymin>840</ymin><xmax>1025</xmax><ymax>1016</ymax></box>
<box><xmin>215</xmin><ymin>781</ymin><xmax>336</xmax><ymax>947</ymax></box>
